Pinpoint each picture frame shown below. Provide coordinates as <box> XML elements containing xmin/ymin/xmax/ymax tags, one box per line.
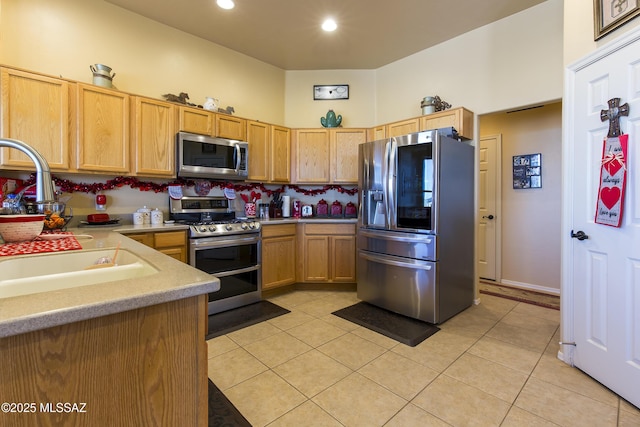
<box><xmin>594</xmin><ymin>0</ymin><xmax>640</xmax><ymax>40</ymax></box>
<box><xmin>313</xmin><ymin>85</ymin><xmax>349</xmax><ymax>100</ymax></box>
<box><xmin>513</xmin><ymin>153</ymin><xmax>542</xmax><ymax>189</ymax></box>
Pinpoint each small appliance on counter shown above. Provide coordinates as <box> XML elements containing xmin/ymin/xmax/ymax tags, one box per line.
<box><xmin>292</xmin><ymin>200</ymin><xmax>302</xmax><ymax>218</ymax></box>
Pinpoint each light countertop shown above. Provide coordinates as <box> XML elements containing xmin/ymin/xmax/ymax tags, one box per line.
<box><xmin>0</xmin><ymin>228</ymin><xmax>219</xmax><ymax>339</ymax></box>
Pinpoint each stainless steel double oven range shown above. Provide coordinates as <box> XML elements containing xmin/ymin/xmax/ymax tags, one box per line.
<box><xmin>170</xmin><ymin>196</ymin><xmax>261</xmax><ymax>315</ymax></box>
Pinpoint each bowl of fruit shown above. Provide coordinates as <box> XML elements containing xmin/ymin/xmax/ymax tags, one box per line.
<box><xmin>43</xmin><ymin>212</ymin><xmax>73</xmax><ymax>231</ymax></box>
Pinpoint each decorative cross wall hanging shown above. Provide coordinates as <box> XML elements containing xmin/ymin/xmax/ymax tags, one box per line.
<box><xmin>595</xmin><ymin>97</ymin><xmax>629</xmax><ymax>227</ymax></box>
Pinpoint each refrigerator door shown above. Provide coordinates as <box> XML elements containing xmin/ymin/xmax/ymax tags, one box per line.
<box><xmin>359</xmin><ymin>139</ymin><xmax>391</xmax><ymax>229</ymax></box>
<box><xmin>357</xmin><ymin>250</ymin><xmax>438</xmax><ymax>323</ymax></box>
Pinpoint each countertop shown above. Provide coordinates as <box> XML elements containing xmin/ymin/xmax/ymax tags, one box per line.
<box><xmin>0</xmin><ymin>228</ymin><xmax>219</xmax><ymax>339</ymax></box>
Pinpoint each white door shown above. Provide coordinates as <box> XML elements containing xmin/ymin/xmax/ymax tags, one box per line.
<box><xmin>562</xmin><ymin>28</ymin><xmax>640</xmax><ymax>408</ymax></box>
<box><xmin>478</xmin><ymin>135</ymin><xmax>500</xmax><ymax>281</ymax></box>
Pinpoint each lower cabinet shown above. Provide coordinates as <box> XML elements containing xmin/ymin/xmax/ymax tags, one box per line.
<box><xmin>299</xmin><ymin>223</ymin><xmax>356</xmax><ymax>283</ymax></box>
<box><xmin>261</xmin><ymin>223</ymin><xmax>297</xmax><ymax>290</ymax></box>
<box><xmin>123</xmin><ymin>229</ymin><xmax>188</xmax><ymax>263</ymax></box>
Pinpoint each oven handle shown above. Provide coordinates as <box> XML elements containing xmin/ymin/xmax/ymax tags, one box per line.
<box><xmin>190</xmin><ymin>235</ymin><xmax>261</xmax><ymax>249</ymax></box>
<box><xmin>210</xmin><ymin>264</ymin><xmax>261</xmax><ymax>278</ymax></box>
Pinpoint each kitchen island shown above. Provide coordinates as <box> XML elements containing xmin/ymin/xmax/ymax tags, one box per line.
<box><xmin>0</xmin><ymin>229</ymin><xmax>218</xmax><ymax>427</ymax></box>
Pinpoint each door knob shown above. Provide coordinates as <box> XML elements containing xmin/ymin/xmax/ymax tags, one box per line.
<box><xmin>571</xmin><ymin>230</ymin><xmax>589</xmax><ymax>241</ymax></box>
<box><xmin>482</xmin><ymin>215</ymin><xmax>495</xmax><ymax>220</ymax></box>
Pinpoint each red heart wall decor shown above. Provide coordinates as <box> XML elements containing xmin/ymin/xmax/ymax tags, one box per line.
<box><xmin>600</xmin><ymin>186</ymin><xmax>621</xmax><ymax>210</ymax></box>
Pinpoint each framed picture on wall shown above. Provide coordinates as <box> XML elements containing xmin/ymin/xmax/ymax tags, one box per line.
<box><xmin>594</xmin><ymin>0</ymin><xmax>640</xmax><ymax>40</ymax></box>
<box><xmin>513</xmin><ymin>153</ymin><xmax>542</xmax><ymax>189</ymax></box>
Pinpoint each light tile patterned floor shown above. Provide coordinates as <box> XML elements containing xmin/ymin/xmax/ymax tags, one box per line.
<box><xmin>207</xmin><ymin>289</ymin><xmax>640</xmax><ymax>427</ymax></box>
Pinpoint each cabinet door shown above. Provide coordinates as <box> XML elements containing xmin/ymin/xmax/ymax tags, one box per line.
<box><xmin>0</xmin><ymin>68</ymin><xmax>70</xmax><ymax>171</ymax></box>
<box><xmin>370</xmin><ymin>125</ymin><xmax>386</xmax><ymax>141</ymax></box>
<box><xmin>76</xmin><ymin>84</ymin><xmax>130</xmax><ymax>173</ymax></box>
<box><xmin>247</xmin><ymin>120</ymin><xmax>270</xmax><ymax>182</ymax></box>
<box><xmin>270</xmin><ymin>125</ymin><xmax>291</xmax><ymax>183</ymax></box>
<box><xmin>262</xmin><ymin>236</ymin><xmax>296</xmax><ymax>289</ymax></box>
<box><xmin>386</xmin><ymin>118</ymin><xmax>419</xmax><ymax>137</ymax></box>
<box><xmin>420</xmin><ymin>107</ymin><xmax>474</xmax><ymax>140</ymax></box>
<box><xmin>301</xmin><ymin>235</ymin><xmax>330</xmax><ymax>281</ymax></box>
<box><xmin>331</xmin><ymin>128</ymin><xmax>365</xmax><ymax>184</ymax></box>
<box><xmin>124</xmin><ymin>232</ymin><xmax>154</xmax><ymax>247</ymax></box>
<box><xmin>179</xmin><ymin>106</ymin><xmax>214</xmax><ymax>136</ymax></box>
<box><xmin>216</xmin><ymin>114</ymin><xmax>246</xmax><ymax>140</ymax></box>
<box><xmin>293</xmin><ymin>129</ymin><xmax>330</xmax><ymax>183</ymax></box>
<box><xmin>331</xmin><ymin>235</ymin><xmax>356</xmax><ymax>282</ymax></box>
<box><xmin>132</xmin><ymin>97</ymin><xmax>176</xmax><ymax>177</ymax></box>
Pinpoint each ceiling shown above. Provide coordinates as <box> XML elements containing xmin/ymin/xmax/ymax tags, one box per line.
<box><xmin>106</xmin><ymin>0</ymin><xmax>547</xmax><ymax>70</ymax></box>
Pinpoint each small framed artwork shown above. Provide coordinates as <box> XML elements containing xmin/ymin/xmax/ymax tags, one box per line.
<box><xmin>594</xmin><ymin>0</ymin><xmax>640</xmax><ymax>40</ymax></box>
<box><xmin>314</xmin><ymin>85</ymin><xmax>349</xmax><ymax>100</ymax></box>
<box><xmin>513</xmin><ymin>153</ymin><xmax>542</xmax><ymax>189</ymax></box>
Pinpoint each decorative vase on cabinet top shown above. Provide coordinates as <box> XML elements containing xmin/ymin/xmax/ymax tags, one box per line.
<box><xmin>320</xmin><ymin>110</ymin><xmax>342</xmax><ymax>128</ymax></box>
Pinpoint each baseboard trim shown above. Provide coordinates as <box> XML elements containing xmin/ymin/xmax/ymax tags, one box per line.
<box><xmin>498</xmin><ymin>279</ymin><xmax>560</xmax><ymax>296</ymax></box>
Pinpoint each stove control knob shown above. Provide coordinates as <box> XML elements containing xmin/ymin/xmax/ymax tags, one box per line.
<box><xmin>225</xmin><ymin>224</ymin><xmax>233</xmax><ymax>231</ymax></box>
<box><xmin>249</xmin><ymin>222</ymin><xmax>256</xmax><ymax>229</ymax></box>
<box><xmin>241</xmin><ymin>223</ymin><xmax>248</xmax><ymax>230</ymax></box>
<box><xmin>199</xmin><ymin>226</ymin><xmax>207</xmax><ymax>232</ymax></box>
<box><xmin>208</xmin><ymin>225</ymin><xmax>217</xmax><ymax>232</ymax></box>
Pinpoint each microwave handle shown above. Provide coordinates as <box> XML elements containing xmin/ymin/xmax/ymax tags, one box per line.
<box><xmin>234</xmin><ymin>143</ymin><xmax>241</xmax><ymax>172</ymax></box>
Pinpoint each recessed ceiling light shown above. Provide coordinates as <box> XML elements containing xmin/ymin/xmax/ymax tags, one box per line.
<box><xmin>216</xmin><ymin>0</ymin><xmax>235</xmax><ymax>10</ymax></box>
<box><xmin>322</xmin><ymin>18</ymin><xmax>337</xmax><ymax>32</ymax></box>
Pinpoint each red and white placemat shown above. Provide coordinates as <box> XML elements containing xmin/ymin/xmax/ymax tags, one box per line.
<box><xmin>0</xmin><ymin>232</ymin><xmax>82</xmax><ymax>257</ymax></box>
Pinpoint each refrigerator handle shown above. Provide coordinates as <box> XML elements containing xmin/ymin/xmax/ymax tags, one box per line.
<box><xmin>360</xmin><ymin>251</ymin><xmax>433</xmax><ymax>270</ymax></box>
<box><xmin>387</xmin><ymin>139</ymin><xmax>397</xmax><ymax>229</ymax></box>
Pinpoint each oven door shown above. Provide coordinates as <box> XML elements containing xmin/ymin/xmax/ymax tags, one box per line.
<box><xmin>190</xmin><ymin>234</ymin><xmax>261</xmax><ymax>314</ymax></box>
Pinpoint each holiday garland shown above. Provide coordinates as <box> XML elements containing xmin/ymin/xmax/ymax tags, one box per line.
<box><xmin>22</xmin><ymin>174</ymin><xmax>359</xmax><ymax>197</ymax></box>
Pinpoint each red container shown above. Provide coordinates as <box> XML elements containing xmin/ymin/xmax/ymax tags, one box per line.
<box><xmin>345</xmin><ymin>202</ymin><xmax>357</xmax><ymax>218</ymax></box>
<box><xmin>331</xmin><ymin>200</ymin><xmax>343</xmax><ymax>217</ymax></box>
<box><xmin>292</xmin><ymin>200</ymin><xmax>302</xmax><ymax>218</ymax></box>
<box><xmin>316</xmin><ymin>199</ymin><xmax>328</xmax><ymax>217</ymax></box>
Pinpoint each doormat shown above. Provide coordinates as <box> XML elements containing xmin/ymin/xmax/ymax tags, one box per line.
<box><xmin>332</xmin><ymin>302</ymin><xmax>439</xmax><ymax>347</ymax></box>
<box><xmin>479</xmin><ymin>280</ymin><xmax>560</xmax><ymax>310</ymax></box>
<box><xmin>206</xmin><ymin>300</ymin><xmax>290</xmax><ymax>340</ymax></box>
<box><xmin>208</xmin><ymin>378</ymin><xmax>251</xmax><ymax>427</ymax></box>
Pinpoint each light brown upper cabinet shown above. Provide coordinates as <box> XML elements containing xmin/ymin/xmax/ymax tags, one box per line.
<box><xmin>179</xmin><ymin>106</ymin><xmax>215</xmax><ymax>136</ymax></box>
<box><xmin>386</xmin><ymin>118</ymin><xmax>420</xmax><ymax>138</ymax></box>
<box><xmin>331</xmin><ymin>128</ymin><xmax>366</xmax><ymax>184</ymax></box>
<box><xmin>247</xmin><ymin>120</ymin><xmax>270</xmax><ymax>182</ymax></box>
<box><xmin>76</xmin><ymin>84</ymin><xmax>130</xmax><ymax>174</ymax></box>
<box><xmin>270</xmin><ymin>125</ymin><xmax>290</xmax><ymax>183</ymax></box>
<box><xmin>131</xmin><ymin>96</ymin><xmax>177</xmax><ymax>177</ymax></box>
<box><xmin>420</xmin><ymin>107</ymin><xmax>474</xmax><ymax>140</ymax></box>
<box><xmin>216</xmin><ymin>114</ymin><xmax>246</xmax><ymax>140</ymax></box>
<box><xmin>0</xmin><ymin>68</ymin><xmax>70</xmax><ymax>172</ymax></box>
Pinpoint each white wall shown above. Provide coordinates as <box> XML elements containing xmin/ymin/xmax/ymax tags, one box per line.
<box><xmin>0</xmin><ymin>0</ymin><xmax>286</xmax><ymax>126</ymax></box>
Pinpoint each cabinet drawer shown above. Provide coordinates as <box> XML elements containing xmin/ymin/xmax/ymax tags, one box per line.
<box><xmin>303</xmin><ymin>223</ymin><xmax>355</xmax><ymax>235</ymax></box>
<box><xmin>154</xmin><ymin>230</ymin><xmax>187</xmax><ymax>248</ymax></box>
<box><xmin>262</xmin><ymin>223</ymin><xmax>296</xmax><ymax>238</ymax></box>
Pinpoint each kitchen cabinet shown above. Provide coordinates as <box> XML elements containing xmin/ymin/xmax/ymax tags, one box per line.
<box><xmin>76</xmin><ymin>83</ymin><xmax>130</xmax><ymax>174</ymax></box>
<box><xmin>0</xmin><ymin>67</ymin><xmax>71</xmax><ymax>172</ymax></box>
<box><xmin>131</xmin><ymin>96</ymin><xmax>177</xmax><ymax>177</ymax></box>
<box><xmin>420</xmin><ymin>107</ymin><xmax>474</xmax><ymax>140</ymax></box>
<box><xmin>216</xmin><ymin>114</ymin><xmax>246</xmax><ymax>140</ymax></box>
<box><xmin>179</xmin><ymin>105</ymin><xmax>215</xmax><ymax>136</ymax></box>
<box><xmin>0</xmin><ymin>295</ymin><xmax>208</xmax><ymax>427</ymax></box>
<box><xmin>386</xmin><ymin>118</ymin><xmax>420</xmax><ymax>137</ymax></box>
<box><xmin>270</xmin><ymin>125</ymin><xmax>291</xmax><ymax>182</ymax></box>
<box><xmin>299</xmin><ymin>223</ymin><xmax>356</xmax><ymax>283</ymax></box>
<box><xmin>292</xmin><ymin>128</ymin><xmax>364</xmax><ymax>184</ymax></box>
<box><xmin>369</xmin><ymin>125</ymin><xmax>386</xmax><ymax>141</ymax></box>
<box><xmin>247</xmin><ymin>120</ymin><xmax>270</xmax><ymax>182</ymax></box>
<box><xmin>122</xmin><ymin>229</ymin><xmax>188</xmax><ymax>263</ymax></box>
<box><xmin>262</xmin><ymin>223</ymin><xmax>296</xmax><ymax>290</ymax></box>
<box><xmin>247</xmin><ymin>121</ymin><xmax>291</xmax><ymax>183</ymax></box>
<box><xmin>331</xmin><ymin>128</ymin><xmax>366</xmax><ymax>184</ymax></box>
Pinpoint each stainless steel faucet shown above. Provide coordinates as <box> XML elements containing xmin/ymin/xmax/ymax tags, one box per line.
<box><xmin>0</xmin><ymin>138</ymin><xmax>56</xmax><ymax>203</ymax></box>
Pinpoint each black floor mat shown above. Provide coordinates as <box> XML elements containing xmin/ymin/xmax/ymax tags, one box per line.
<box><xmin>206</xmin><ymin>300</ymin><xmax>290</xmax><ymax>340</ymax></box>
<box><xmin>332</xmin><ymin>302</ymin><xmax>439</xmax><ymax>347</ymax></box>
<box><xmin>208</xmin><ymin>378</ymin><xmax>251</xmax><ymax>427</ymax></box>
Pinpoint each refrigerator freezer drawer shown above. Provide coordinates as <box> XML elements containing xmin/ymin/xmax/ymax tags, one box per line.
<box><xmin>357</xmin><ymin>250</ymin><xmax>437</xmax><ymax>323</ymax></box>
<box><xmin>358</xmin><ymin>229</ymin><xmax>436</xmax><ymax>261</ymax></box>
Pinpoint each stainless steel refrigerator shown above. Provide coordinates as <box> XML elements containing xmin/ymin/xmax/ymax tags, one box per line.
<box><xmin>357</xmin><ymin>128</ymin><xmax>474</xmax><ymax>324</ymax></box>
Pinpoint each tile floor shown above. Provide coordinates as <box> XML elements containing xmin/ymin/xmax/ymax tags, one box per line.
<box><xmin>207</xmin><ymin>289</ymin><xmax>640</xmax><ymax>427</ymax></box>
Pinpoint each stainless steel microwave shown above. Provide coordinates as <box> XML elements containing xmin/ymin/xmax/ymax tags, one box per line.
<box><xmin>177</xmin><ymin>131</ymin><xmax>249</xmax><ymax>180</ymax></box>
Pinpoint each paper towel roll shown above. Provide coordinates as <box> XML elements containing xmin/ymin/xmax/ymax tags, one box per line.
<box><xmin>282</xmin><ymin>195</ymin><xmax>291</xmax><ymax>217</ymax></box>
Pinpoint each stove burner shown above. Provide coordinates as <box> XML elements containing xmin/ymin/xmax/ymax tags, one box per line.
<box><xmin>183</xmin><ymin>218</ymin><xmax>261</xmax><ymax>238</ymax></box>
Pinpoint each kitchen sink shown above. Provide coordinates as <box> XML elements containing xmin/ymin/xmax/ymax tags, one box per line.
<box><xmin>0</xmin><ymin>248</ymin><xmax>158</xmax><ymax>299</ymax></box>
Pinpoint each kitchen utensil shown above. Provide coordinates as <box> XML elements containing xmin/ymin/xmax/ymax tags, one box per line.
<box><xmin>85</xmin><ymin>242</ymin><xmax>120</xmax><ymax>269</ymax></box>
